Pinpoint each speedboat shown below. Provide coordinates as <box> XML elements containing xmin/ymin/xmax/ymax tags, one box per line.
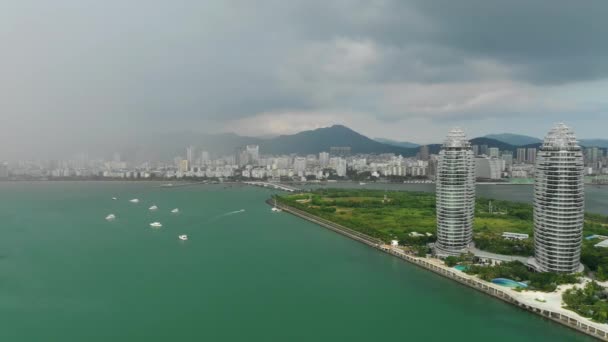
<box><xmin>105</xmin><ymin>214</ymin><xmax>116</xmax><ymax>221</ymax></box>
<box><xmin>178</xmin><ymin>234</ymin><xmax>188</xmax><ymax>241</ymax></box>
<box><xmin>271</xmin><ymin>207</ymin><xmax>282</xmax><ymax>212</ymax></box>
<box><xmin>130</xmin><ymin>198</ymin><xmax>140</xmax><ymax>203</ymax></box>
<box><xmin>171</xmin><ymin>208</ymin><xmax>179</xmax><ymax>214</ymax></box>
<box><xmin>149</xmin><ymin>205</ymin><xmax>158</xmax><ymax>211</ymax></box>
<box><xmin>149</xmin><ymin>222</ymin><xmax>162</xmax><ymax>228</ymax></box>
<box><xmin>112</xmin><ymin>197</ymin><xmax>118</xmax><ymax>200</ymax></box>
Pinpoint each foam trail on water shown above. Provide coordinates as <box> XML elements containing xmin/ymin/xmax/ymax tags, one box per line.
<box><xmin>206</xmin><ymin>209</ymin><xmax>246</xmax><ymax>223</ymax></box>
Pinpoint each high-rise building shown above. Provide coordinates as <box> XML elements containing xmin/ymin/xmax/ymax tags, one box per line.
<box><xmin>293</xmin><ymin>157</ymin><xmax>307</xmax><ymax>176</ymax></box>
<box><xmin>480</xmin><ymin>144</ymin><xmax>489</xmax><ymax>156</ymax></box>
<box><xmin>336</xmin><ymin>158</ymin><xmax>347</xmax><ymax>177</ymax></box>
<box><xmin>516</xmin><ymin>148</ymin><xmax>527</xmax><ymax>164</ymax></box>
<box><xmin>179</xmin><ymin>159</ymin><xmax>189</xmax><ymax>173</ymax></box>
<box><xmin>246</xmin><ymin>145</ymin><xmax>259</xmax><ymax>165</ymax></box>
<box><xmin>419</xmin><ymin>145</ymin><xmax>430</xmax><ymax>161</ymax></box>
<box><xmin>475</xmin><ymin>157</ymin><xmax>502</xmax><ymax>180</ymax></box>
<box><xmin>526</xmin><ymin>147</ymin><xmax>537</xmax><ymax>164</ymax></box>
<box><xmin>488</xmin><ymin>147</ymin><xmax>500</xmax><ymax>158</ymax></box>
<box><xmin>586</xmin><ymin>147</ymin><xmax>600</xmax><ymax>166</ymax></box>
<box><xmin>186</xmin><ymin>146</ymin><xmax>195</xmax><ymax>164</ymax></box>
<box><xmin>471</xmin><ymin>145</ymin><xmax>480</xmax><ymax>156</ymax></box>
<box><xmin>319</xmin><ymin>152</ymin><xmax>330</xmax><ymax>168</ymax></box>
<box><xmin>201</xmin><ymin>151</ymin><xmax>210</xmax><ymax>165</ymax></box>
<box><xmin>532</xmin><ymin>123</ymin><xmax>584</xmax><ymax>273</ymax></box>
<box><xmin>435</xmin><ymin>128</ymin><xmax>476</xmax><ymax>256</ymax></box>
<box><xmin>501</xmin><ymin>152</ymin><xmax>513</xmax><ymax>169</ymax></box>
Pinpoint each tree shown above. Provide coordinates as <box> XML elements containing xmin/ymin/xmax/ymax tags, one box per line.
<box><xmin>445</xmin><ymin>256</ymin><xmax>458</xmax><ymax>267</ymax></box>
<box><xmin>598</xmin><ymin>265</ymin><xmax>608</xmax><ymax>281</ymax></box>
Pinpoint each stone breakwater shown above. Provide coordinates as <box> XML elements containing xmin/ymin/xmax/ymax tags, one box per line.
<box><xmin>272</xmin><ymin>199</ymin><xmax>608</xmax><ymax>341</ymax></box>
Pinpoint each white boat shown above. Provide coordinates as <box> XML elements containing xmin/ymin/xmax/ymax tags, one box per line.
<box><xmin>105</xmin><ymin>214</ymin><xmax>116</xmax><ymax>221</ymax></box>
<box><xmin>271</xmin><ymin>199</ymin><xmax>282</xmax><ymax>212</ymax></box>
<box><xmin>149</xmin><ymin>205</ymin><xmax>158</xmax><ymax>211</ymax></box>
<box><xmin>171</xmin><ymin>208</ymin><xmax>179</xmax><ymax>214</ymax></box>
<box><xmin>130</xmin><ymin>198</ymin><xmax>140</xmax><ymax>203</ymax></box>
<box><xmin>149</xmin><ymin>222</ymin><xmax>162</xmax><ymax>228</ymax></box>
<box><xmin>161</xmin><ymin>183</ymin><xmax>174</xmax><ymax>188</ymax></box>
<box><xmin>359</xmin><ymin>182</ymin><xmax>367</xmax><ymax>185</ymax></box>
<box><xmin>178</xmin><ymin>234</ymin><xmax>188</xmax><ymax>241</ymax></box>
<box><xmin>112</xmin><ymin>197</ymin><xmax>118</xmax><ymax>200</ymax></box>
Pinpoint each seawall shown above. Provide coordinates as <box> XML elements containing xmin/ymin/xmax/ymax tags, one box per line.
<box><xmin>271</xmin><ymin>199</ymin><xmax>608</xmax><ymax>341</ymax></box>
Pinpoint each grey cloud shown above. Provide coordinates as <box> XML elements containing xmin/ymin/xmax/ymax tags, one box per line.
<box><xmin>0</xmin><ymin>0</ymin><xmax>606</xmax><ymax>160</ymax></box>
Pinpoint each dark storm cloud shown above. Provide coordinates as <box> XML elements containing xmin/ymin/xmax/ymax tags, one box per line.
<box><xmin>0</xmin><ymin>0</ymin><xmax>606</xmax><ymax>159</ymax></box>
<box><xmin>409</xmin><ymin>0</ymin><xmax>608</xmax><ymax>83</ymax></box>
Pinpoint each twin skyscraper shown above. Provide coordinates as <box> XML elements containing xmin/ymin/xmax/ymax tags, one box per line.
<box><xmin>434</xmin><ymin>123</ymin><xmax>585</xmax><ymax>273</ymax></box>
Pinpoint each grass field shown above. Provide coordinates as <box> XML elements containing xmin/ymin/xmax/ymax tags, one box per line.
<box><xmin>277</xmin><ymin>189</ymin><xmax>608</xmax><ymax>260</ymax></box>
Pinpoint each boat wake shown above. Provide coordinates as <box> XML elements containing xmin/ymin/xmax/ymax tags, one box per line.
<box><xmin>225</xmin><ymin>209</ymin><xmax>246</xmax><ymax>216</ymax></box>
<box><xmin>206</xmin><ymin>209</ymin><xmax>246</xmax><ymax>223</ymax></box>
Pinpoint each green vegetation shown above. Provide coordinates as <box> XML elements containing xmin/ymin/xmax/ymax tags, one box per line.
<box><xmin>465</xmin><ymin>261</ymin><xmax>580</xmax><ymax>292</ymax></box>
<box><xmin>277</xmin><ymin>189</ymin><xmax>608</xmax><ymax>276</ymax></box>
<box><xmin>444</xmin><ymin>253</ymin><xmax>475</xmax><ymax>267</ymax></box>
<box><xmin>563</xmin><ymin>281</ymin><xmax>608</xmax><ymax>323</ymax></box>
<box><xmin>277</xmin><ymin>189</ymin><xmax>436</xmax><ymax>242</ymax></box>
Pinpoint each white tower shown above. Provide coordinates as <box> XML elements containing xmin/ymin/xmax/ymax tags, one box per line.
<box><xmin>435</xmin><ymin>128</ymin><xmax>476</xmax><ymax>256</ymax></box>
<box><xmin>532</xmin><ymin>123</ymin><xmax>585</xmax><ymax>273</ymax></box>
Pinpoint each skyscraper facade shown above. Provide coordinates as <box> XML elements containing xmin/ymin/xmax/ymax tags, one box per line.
<box><xmin>186</xmin><ymin>146</ymin><xmax>195</xmax><ymax>164</ymax></box>
<box><xmin>516</xmin><ymin>148</ymin><xmax>527</xmax><ymax>163</ymax></box>
<box><xmin>533</xmin><ymin>123</ymin><xmax>585</xmax><ymax>273</ymax></box>
<box><xmin>419</xmin><ymin>145</ymin><xmax>430</xmax><ymax>161</ymax></box>
<box><xmin>435</xmin><ymin>128</ymin><xmax>476</xmax><ymax>256</ymax></box>
<box><xmin>527</xmin><ymin>147</ymin><xmax>537</xmax><ymax>164</ymax></box>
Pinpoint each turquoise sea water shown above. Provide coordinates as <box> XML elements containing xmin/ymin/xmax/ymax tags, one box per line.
<box><xmin>0</xmin><ymin>182</ymin><xmax>597</xmax><ymax>341</ymax></box>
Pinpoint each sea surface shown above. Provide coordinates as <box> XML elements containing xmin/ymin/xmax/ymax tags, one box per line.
<box><xmin>0</xmin><ymin>181</ymin><xmax>602</xmax><ymax>341</ymax></box>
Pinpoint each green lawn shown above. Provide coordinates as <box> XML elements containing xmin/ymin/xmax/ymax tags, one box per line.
<box><xmin>277</xmin><ymin>189</ymin><xmax>608</xmax><ymax>263</ymax></box>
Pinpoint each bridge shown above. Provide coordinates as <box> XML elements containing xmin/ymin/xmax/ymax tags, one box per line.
<box><xmin>243</xmin><ymin>181</ymin><xmax>301</xmax><ymax>192</ymax></box>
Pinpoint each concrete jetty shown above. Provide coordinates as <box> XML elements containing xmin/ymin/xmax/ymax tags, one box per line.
<box><xmin>245</xmin><ymin>182</ymin><xmax>301</xmax><ymax>192</ymax></box>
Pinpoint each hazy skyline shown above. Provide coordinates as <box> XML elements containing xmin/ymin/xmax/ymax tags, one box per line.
<box><xmin>1</xmin><ymin>0</ymin><xmax>607</xmax><ymax>159</ymax></box>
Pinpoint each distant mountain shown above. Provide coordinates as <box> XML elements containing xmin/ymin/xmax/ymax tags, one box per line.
<box><xmin>484</xmin><ymin>133</ymin><xmax>542</xmax><ymax>146</ymax></box>
<box><xmin>107</xmin><ymin>125</ymin><xmax>420</xmax><ymax>161</ymax></box>
<box><xmin>260</xmin><ymin>125</ymin><xmax>418</xmax><ymax>156</ymax></box>
<box><xmin>469</xmin><ymin>137</ymin><xmax>518</xmax><ymax>152</ymax></box>
<box><xmin>374</xmin><ymin>138</ymin><xmax>419</xmax><ymax>149</ymax></box>
<box><xmin>580</xmin><ymin>139</ymin><xmax>608</xmax><ymax>148</ymax></box>
<box><xmin>91</xmin><ymin>125</ymin><xmax>606</xmax><ymax>162</ymax></box>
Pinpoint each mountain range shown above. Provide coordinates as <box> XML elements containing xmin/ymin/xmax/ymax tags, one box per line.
<box><xmin>106</xmin><ymin>125</ymin><xmax>607</xmax><ymax>161</ymax></box>
<box><xmin>484</xmin><ymin>133</ymin><xmax>608</xmax><ymax>149</ymax></box>
<box><xmin>484</xmin><ymin>133</ymin><xmax>542</xmax><ymax>146</ymax></box>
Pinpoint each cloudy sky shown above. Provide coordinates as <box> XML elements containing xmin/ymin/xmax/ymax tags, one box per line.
<box><xmin>1</xmin><ymin>0</ymin><xmax>607</xmax><ymax>158</ymax></box>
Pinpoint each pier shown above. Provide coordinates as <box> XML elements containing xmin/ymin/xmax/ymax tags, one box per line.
<box><xmin>273</xmin><ymin>200</ymin><xmax>608</xmax><ymax>341</ymax></box>
<box><xmin>245</xmin><ymin>181</ymin><xmax>301</xmax><ymax>192</ymax></box>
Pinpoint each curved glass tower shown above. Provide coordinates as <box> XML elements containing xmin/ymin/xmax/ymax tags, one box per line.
<box><xmin>435</xmin><ymin>128</ymin><xmax>476</xmax><ymax>256</ymax></box>
<box><xmin>533</xmin><ymin>123</ymin><xmax>585</xmax><ymax>273</ymax></box>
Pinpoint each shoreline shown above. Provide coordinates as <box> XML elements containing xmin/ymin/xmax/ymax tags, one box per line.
<box><xmin>271</xmin><ymin>199</ymin><xmax>608</xmax><ymax>341</ymax></box>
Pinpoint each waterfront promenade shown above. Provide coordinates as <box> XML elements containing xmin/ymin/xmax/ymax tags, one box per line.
<box><xmin>273</xmin><ymin>199</ymin><xmax>608</xmax><ymax>341</ymax></box>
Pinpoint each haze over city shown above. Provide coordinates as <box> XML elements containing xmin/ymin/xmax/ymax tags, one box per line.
<box><xmin>1</xmin><ymin>0</ymin><xmax>607</xmax><ymax>160</ymax></box>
